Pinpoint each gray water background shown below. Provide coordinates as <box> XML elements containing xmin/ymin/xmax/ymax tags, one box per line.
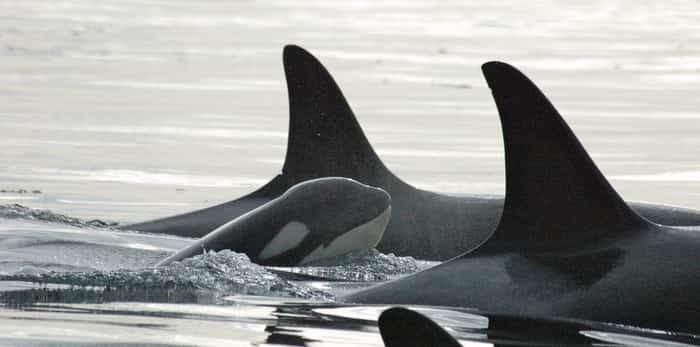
<box><xmin>2</xmin><ymin>0</ymin><xmax>699</xmax><ymax>223</ymax></box>
<box><xmin>1</xmin><ymin>1</ymin><xmax>700</xmax><ymax>346</ymax></box>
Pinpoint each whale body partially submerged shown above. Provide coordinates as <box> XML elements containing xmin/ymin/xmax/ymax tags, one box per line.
<box><xmin>123</xmin><ymin>46</ymin><xmax>700</xmax><ymax>260</ymax></box>
<box><xmin>156</xmin><ymin>177</ymin><xmax>391</xmax><ymax>266</ymax></box>
<box><xmin>345</xmin><ymin>62</ymin><xmax>700</xmax><ymax>335</ymax></box>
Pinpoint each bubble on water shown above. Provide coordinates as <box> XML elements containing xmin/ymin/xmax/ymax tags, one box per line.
<box><xmin>271</xmin><ymin>249</ymin><xmax>437</xmax><ymax>282</ymax></box>
<box><xmin>0</xmin><ymin>204</ymin><xmax>118</xmax><ymax>229</ymax></box>
<box><xmin>0</xmin><ymin>250</ymin><xmax>332</xmax><ymax>305</ymax></box>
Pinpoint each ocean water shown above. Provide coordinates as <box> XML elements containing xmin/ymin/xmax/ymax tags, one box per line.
<box><xmin>2</xmin><ymin>211</ymin><xmax>699</xmax><ymax>347</ymax></box>
<box><xmin>1</xmin><ymin>0</ymin><xmax>700</xmax><ymax>345</ymax></box>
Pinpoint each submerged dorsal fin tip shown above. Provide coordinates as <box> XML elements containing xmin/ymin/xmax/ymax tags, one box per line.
<box><xmin>479</xmin><ymin>62</ymin><xmax>648</xmax><ymax>250</ymax></box>
<box><xmin>379</xmin><ymin>307</ymin><xmax>462</xmax><ymax>347</ymax></box>
<box><xmin>280</xmin><ymin>45</ymin><xmax>406</xmax><ymax>189</ymax></box>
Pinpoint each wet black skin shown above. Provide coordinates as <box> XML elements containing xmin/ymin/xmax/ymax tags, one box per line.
<box><xmin>156</xmin><ymin>177</ymin><xmax>390</xmax><ymax>266</ymax></box>
<box><xmin>122</xmin><ymin>45</ymin><xmax>700</xmax><ymax>260</ymax></box>
<box><xmin>349</xmin><ymin>226</ymin><xmax>700</xmax><ymax>334</ymax></box>
<box><xmin>345</xmin><ymin>62</ymin><xmax>700</xmax><ymax>335</ymax></box>
<box><xmin>378</xmin><ymin>307</ymin><xmax>462</xmax><ymax>347</ymax></box>
<box><xmin>377</xmin><ymin>306</ymin><xmax>700</xmax><ymax>346</ymax></box>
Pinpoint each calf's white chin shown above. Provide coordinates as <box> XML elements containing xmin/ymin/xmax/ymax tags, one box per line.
<box><xmin>300</xmin><ymin>206</ymin><xmax>391</xmax><ymax>265</ymax></box>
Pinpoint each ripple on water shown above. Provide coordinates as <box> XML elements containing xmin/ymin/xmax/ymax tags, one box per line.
<box><xmin>0</xmin><ymin>204</ymin><xmax>118</xmax><ymax>229</ymax></box>
<box><xmin>0</xmin><ymin>250</ymin><xmax>333</xmax><ymax>305</ymax></box>
<box><xmin>271</xmin><ymin>249</ymin><xmax>437</xmax><ymax>282</ymax></box>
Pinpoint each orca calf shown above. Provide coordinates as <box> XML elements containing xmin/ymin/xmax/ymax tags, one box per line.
<box><xmin>379</xmin><ymin>307</ymin><xmax>462</xmax><ymax>347</ymax></box>
<box><xmin>122</xmin><ymin>45</ymin><xmax>700</xmax><ymax>260</ymax></box>
<box><xmin>156</xmin><ymin>177</ymin><xmax>391</xmax><ymax>266</ymax></box>
<box><xmin>344</xmin><ymin>62</ymin><xmax>700</xmax><ymax>335</ymax></box>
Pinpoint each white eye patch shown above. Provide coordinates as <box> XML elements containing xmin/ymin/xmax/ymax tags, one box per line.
<box><xmin>300</xmin><ymin>206</ymin><xmax>391</xmax><ymax>265</ymax></box>
<box><xmin>258</xmin><ymin>221</ymin><xmax>310</xmax><ymax>260</ymax></box>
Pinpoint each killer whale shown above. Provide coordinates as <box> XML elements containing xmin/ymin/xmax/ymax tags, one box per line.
<box><xmin>344</xmin><ymin>62</ymin><xmax>700</xmax><ymax>335</ymax></box>
<box><xmin>156</xmin><ymin>177</ymin><xmax>391</xmax><ymax>266</ymax></box>
<box><xmin>122</xmin><ymin>45</ymin><xmax>700</xmax><ymax>260</ymax></box>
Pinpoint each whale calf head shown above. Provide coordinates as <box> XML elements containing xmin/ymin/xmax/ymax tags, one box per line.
<box><xmin>157</xmin><ymin>177</ymin><xmax>391</xmax><ymax>267</ymax></box>
<box><xmin>257</xmin><ymin>177</ymin><xmax>392</xmax><ymax>265</ymax></box>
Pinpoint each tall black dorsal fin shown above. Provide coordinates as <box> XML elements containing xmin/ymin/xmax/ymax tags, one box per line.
<box><xmin>378</xmin><ymin>307</ymin><xmax>462</xmax><ymax>347</ymax></box>
<box><xmin>281</xmin><ymin>45</ymin><xmax>408</xmax><ymax>191</ymax></box>
<box><xmin>479</xmin><ymin>62</ymin><xmax>649</xmax><ymax>251</ymax></box>
<box><xmin>119</xmin><ymin>46</ymin><xmax>407</xmax><ymax>237</ymax></box>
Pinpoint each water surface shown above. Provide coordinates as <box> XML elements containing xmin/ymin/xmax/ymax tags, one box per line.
<box><xmin>1</xmin><ymin>0</ymin><xmax>700</xmax><ymax>345</ymax></box>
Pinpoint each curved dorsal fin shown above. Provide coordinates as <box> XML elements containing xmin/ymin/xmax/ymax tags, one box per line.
<box><xmin>281</xmin><ymin>45</ymin><xmax>407</xmax><ymax>191</ymax></box>
<box><xmin>378</xmin><ymin>307</ymin><xmax>462</xmax><ymax>347</ymax></box>
<box><xmin>120</xmin><ymin>46</ymin><xmax>408</xmax><ymax>237</ymax></box>
<box><xmin>478</xmin><ymin>62</ymin><xmax>649</xmax><ymax>251</ymax></box>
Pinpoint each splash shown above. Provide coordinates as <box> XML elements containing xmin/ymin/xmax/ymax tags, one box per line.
<box><xmin>0</xmin><ymin>250</ymin><xmax>332</xmax><ymax>305</ymax></box>
<box><xmin>0</xmin><ymin>204</ymin><xmax>118</xmax><ymax>229</ymax></box>
<box><xmin>271</xmin><ymin>249</ymin><xmax>436</xmax><ymax>282</ymax></box>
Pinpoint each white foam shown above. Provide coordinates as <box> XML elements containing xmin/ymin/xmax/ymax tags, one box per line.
<box><xmin>37</xmin><ymin>125</ymin><xmax>284</xmax><ymax>139</ymax></box>
<box><xmin>56</xmin><ymin>199</ymin><xmax>191</xmax><ymax>207</ymax></box>
<box><xmin>380</xmin><ymin>148</ymin><xmax>502</xmax><ymax>159</ymax></box>
<box><xmin>577</xmin><ymin>110</ymin><xmax>700</xmax><ymax>120</ymax></box>
<box><xmin>3</xmin><ymin>168</ymin><xmax>267</xmax><ymax>188</ymax></box>
<box><xmin>322</xmin><ymin>49</ymin><xmax>482</xmax><ymax>66</ymax></box>
<box><xmin>581</xmin><ymin>331</ymin><xmax>696</xmax><ymax>347</ymax></box>
<box><xmin>88</xmin><ymin>79</ymin><xmax>281</xmax><ymax>92</ymax></box>
<box><xmin>612</xmin><ymin>171</ymin><xmax>700</xmax><ymax>182</ymax></box>
<box><xmin>122</xmin><ymin>243</ymin><xmax>167</xmax><ymax>251</ymax></box>
<box><xmin>0</xmin><ymin>196</ymin><xmax>38</xmax><ymax>201</ymax></box>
